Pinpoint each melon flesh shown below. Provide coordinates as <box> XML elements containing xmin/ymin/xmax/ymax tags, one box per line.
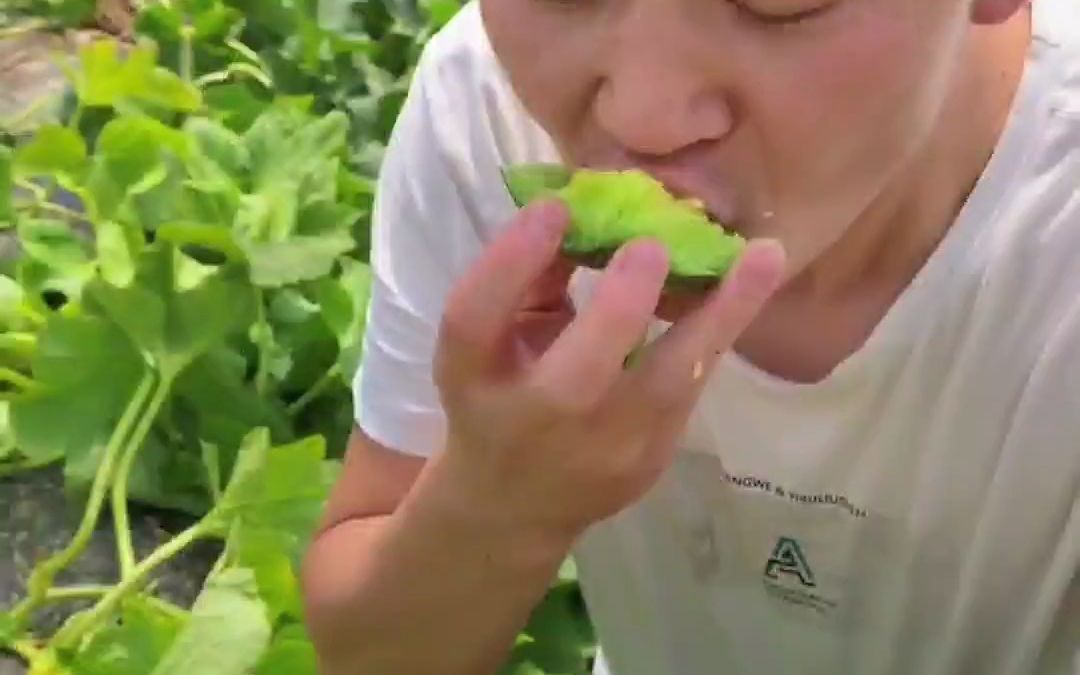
<box><xmin>503</xmin><ymin>163</ymin><xmax>745</xmax><ymax>288</ymax></box>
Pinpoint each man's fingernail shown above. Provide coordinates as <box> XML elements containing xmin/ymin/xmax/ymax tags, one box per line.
<box><xmin>525</xmin><ymin>200</ymin><xmax>567</xmax><ymax>241</ymax></box>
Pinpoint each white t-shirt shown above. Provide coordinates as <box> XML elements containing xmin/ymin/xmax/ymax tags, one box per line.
<box><xmin>353</xmin><ymin>1</ymin><xmax>1080</xmax><ymax>673</ymax></box>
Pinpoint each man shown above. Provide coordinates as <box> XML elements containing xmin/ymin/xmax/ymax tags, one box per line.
<box><xmin>301</xmin><ymin>0</ymin><xmax>1080</xmax><ymax>673</ymax></box>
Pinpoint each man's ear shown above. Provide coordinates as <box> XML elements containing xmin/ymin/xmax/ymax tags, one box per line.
<box><xmin>971</xmin><ymin>0</ymin><xmax>1030</xmax><ymax>25</ymax></box>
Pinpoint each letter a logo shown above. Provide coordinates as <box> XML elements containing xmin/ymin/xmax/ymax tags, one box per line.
<box><xmin>764</xmin><ymin>536</ymin><xmax>816</xmax><ymax>588</ymax></box>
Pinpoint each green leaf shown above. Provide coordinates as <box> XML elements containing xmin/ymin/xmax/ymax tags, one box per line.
<box><xmin>13</xmin><ymin>126</ymin><xmax>88</xmax><ymax>179</ymax></box>
<box><xmin>206</xmin><ymin>429</ymin><xmax>329</xmax><ymax>550</ymax></box>
<box><xmin>122</xmin><ymin>160</ymin><xmax>189</xmax><ymax>232</ymax></box>
<box><xmin>513</xmin><ymin>584</ymin><xmax>595</xmax><ymax>675</ymax></box>
<box><xmin>202</xmin><ymin>84</ymin><xmax>272</xmax><ymax>133</ymax></box>
<box><xmin>315</xmin><ymin>257</ymin><xmax>372</xmax><ymax>381</ymax></box>
<box><xmin>184</xmin><ymin>117</ymin><xmax>250</xmax><ymax>183</ymax></box>
<box><xmin>0</xmin><ymin>333</ymin><xmax>36</xmax><ymax>370</ymax></box>
<box><xmin>423</xmin><ymin>0</ymin><xmax>463</xmax><ymax>28</ymax></box>
<box><xmin>10</xmin><ymin>312</ymin><xmax>143</xmax><ymax>468</ymax></box>
<box><xmin>17</xmin><ymin>219</ymin><xmax>91</xmax><ymax>271</ymax></box>
<box><xmin>116</xmin><ymin>428</ymin><xmax>214</xmax><ymax>516</ymax></box>
<box><xmin>82</xmin><ymin>244</ymin><xmax>257</xmax><ymax>371</ymax></box>
<box><xmin>295</xmin><ymin>199</ymin><xmax>362</xmax><ymax>238</ymax></box>
<box><xmin>499</xmin><ymin>661</ymin><xmax>552</xmax><ymax>675</ymax></box>
<box><xmin>70</xmin><ymin>39</ymin><xmax>129</xmax><ymax>107</ymax></box>
<box><xmin>0</xmin><ymin>274</ymin><xmax>37</xmax><ymax>332</ymax></box>
<box><xmin>253</xmin><ymin>624</ymin><xmax>318</xmax><ymax>675</ymax></box>
<box><xmin>96</xmin><ymin>220</ymin><xmax>136</xmax><ymax>287</ymax></box>
<box><xmin>249</xmin><ymin>318</ymin><xmax>293</xmax><ymax>385</ymax></box>
<box><xmin>172</xmin><ymin>347</ymin><xmax>294</xmax><ymax>453</ymax></box>
<box><xmin>97</xmin><ymin>115</ymin><xmax>190</xmax><ymax>171</ymax></box>
<box><xmin>293</xmin><ymin>111</ymin><xmax>349</xmax><ymax>167</ymax></box>
<box><xmin>141</xmin><ymin>66</ymin><xmax>206</xmax><ymax>112</ymax></box>
<box><xmin>16</xmin><ymin>252</ymin><xmax>95</xmax><ymax>311</ymax></box>
<box><xmin>0</xmin><ymin>146</ymin><xmax>12</xmax><ymax>223</ymax></box>
<box><xmin>86</xmin><ymin>115</ymin><xmax>189</xmax><ymax>221</ymax></box>
<box><xmin>234</xmin><ymin>190</ymin><xmax>297</xmax><ymax>243</ymax></box>
<box><xmin>228</xmin><ymin>526</ymin><xmax>304</xmax><ymax>622</ymax></box>
<box><xmin>149</xmin><ymin>568</ymin><xmax>272</xmax><ymax>675</ymax></box>
<box><xmin>156</xmin><ymin>222</ymin><xmax>245</xmax><ymax>263</ymax></box>
<box><xmin>0</xmin><ymin>610</ymin><xmax>17</xmax><ymax>649</ymax></box>
<box><xmin>245</xmin><ymin>109</ymin><xmax>348</xmax><ymax>190</ymax></box>
<box><xmin>244</xmin><ymin>233</ymin><xmax>355</xmax><ymax>288</ymax></box>
<box><xmin>0</xmin><ymin>402</ymin><xmax>16</xmax><ymax>464</ymax></box>
<box><xmin>69</xmin><ymin>596</ymin><xmax>187</xmax><ymax>675</ymax></box>
<box><xmin>69</xmin><ymin>41</ymin><xmax>201</xmax><ymax>113</ymax></box>
<box><xmin>243</xmin><ymin>111</ymin><xmax>293</xmax><ymax>191</ymax></box>
<box><xmin>266</xmin><ymin>288</ymin><xmax>336</xmax><ymax>393</ymax></box>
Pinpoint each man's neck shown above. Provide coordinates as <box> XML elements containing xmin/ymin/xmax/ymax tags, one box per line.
<box><xmin>784</xmin><ymin>12</ymin><xmax>1033</xmax><ymax>305</ymax></box>
<box><xmin>734</xmin><ymin>12</ymin><xmax>1034</xmax><ymax>383</ymax></box>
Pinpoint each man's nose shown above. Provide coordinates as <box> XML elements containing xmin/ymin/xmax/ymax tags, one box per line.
<box><xmin>593</xmin><ymin>4</ymin><xmax>735</xmax><ymax>158</ymax></box>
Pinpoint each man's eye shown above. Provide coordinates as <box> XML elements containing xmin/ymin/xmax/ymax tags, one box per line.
<box><xmin>730</xmin><ymin>0</ymin><xmax>831</xmax><ymax>26</ymax></box>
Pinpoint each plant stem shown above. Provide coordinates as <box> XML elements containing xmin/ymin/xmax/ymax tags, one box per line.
<box><xmin>253</xmin><ymin>290</ymin><xmax>271</xmax><ymax>397</ymax></box>
<box><xmin>31</xmin><ymin>199</ymin><xmax>87</xmax><ymax>224</ymax></box>
<box><xmin>287</xmin><ymin>362</ymin><xmax>342</xmax><ymax>417</ymax></box>
<box><xmin>113</xmin><ymin>369</ymin><xmax>176</xmax><ymax>580</ymax></box>
<box><xmin>51</xmin><ymin>520</ymin><xmax>208</xmax><ymax>651</ymax></box>
<box><xmin>10</xmin><ymin>370</ymin><xmax>156</xmax><ymax>629</ymax></box>
<box><xmin>0</xmin><ymin>19</ymin><xmax>49</xmax><ymax>40</ymax></box>
<box><xmin>11</xmin><ymin>638</ymin><xmax>42</xmax><ymax>663</ymax></box>
<box><xmin>0</xmin><ymin>367</ymin><xmax>40</xmax><ymax>395</ymax></box>
<box><xmin>180</xmin><ymin>24</ymin><xmax>195</xmax><ymax>84</ymax></box>
<box><xmin>68</xmin><ymin>103</ymin><xmax>83</xmax><ymax>133</ymax></box>
<box><xmin>208</xmin><ymin>541</ymin><xmax>230</xmax><ymax>579</ymax></box>
<box><xmin>141</xmin><ymin>595</ymin><xmax>189</xmax><ymax>622</ymax></box>
<box><xmin>44</xmin><ymin>585</ymin><xmax>112</xmax><ymax>603</ymax></box>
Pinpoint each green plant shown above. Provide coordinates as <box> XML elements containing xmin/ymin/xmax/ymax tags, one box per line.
<box><xmin>0</xmin><ymin>36</ymin><xmax>367</xmax><ymax>673</ymax></box>
<box><xmin>0</xmin><ymin>0</ymin><xmax>96</xmax><ymax>32</ymax></box>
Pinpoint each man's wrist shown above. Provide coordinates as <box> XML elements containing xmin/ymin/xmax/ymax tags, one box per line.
<box><xmin>400</xmin><ymin>450</ymin><xmax>579</xmax><ymax>577</ymax></box>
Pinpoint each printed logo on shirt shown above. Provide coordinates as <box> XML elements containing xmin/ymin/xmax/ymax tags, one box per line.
<box><xmin>763</xmin><ymin>536</ymin><xmax>816</xmax><ymax>588</ymax></box>
<box><xmin>761</xmin><ymin>536</ymin><xmax>838</xmax><ymax>618</ymax></box>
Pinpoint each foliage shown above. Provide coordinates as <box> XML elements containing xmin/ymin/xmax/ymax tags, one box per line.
<box><xmin>0</xmin><ymin>0</ymin><xmax>96</xmax><ymax>30</ymax></box>
<box><xmin>0</xmin><ymin>1</ymin><xmax>597</xmax><ymax>674</ymax></box>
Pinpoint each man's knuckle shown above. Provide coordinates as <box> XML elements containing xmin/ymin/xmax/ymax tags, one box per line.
<box><xmin>439</xmin><ymin>306</ymin><xmax>482</xmax><ymax>349</ymax></box>
<box><xmin>522</xmin><ymin>373</ymin><xmax>599</xmax><ymax>416</ymax></box>
<box><xmin>597</xmin><ymin>292</ymin><xmax>649</xmax><ymax>334</ymax></box>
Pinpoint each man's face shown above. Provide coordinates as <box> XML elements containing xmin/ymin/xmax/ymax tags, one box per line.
<box><xmin>481</xmin><ymin>0</ymin><xmax>1007</xmax><ymax>280</ymax></box>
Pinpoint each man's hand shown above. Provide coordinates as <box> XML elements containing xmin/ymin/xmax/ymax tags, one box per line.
<box><xmin>428</xmin><ymin>198</ymin><xmax>787</xmax><ymax>541</ymax></box>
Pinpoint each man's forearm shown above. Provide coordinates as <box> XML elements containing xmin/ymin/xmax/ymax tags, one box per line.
<box><xmin>301</xmin><ymin>453</ymin><xmax>576</xmax><ymax>675</ymax></box>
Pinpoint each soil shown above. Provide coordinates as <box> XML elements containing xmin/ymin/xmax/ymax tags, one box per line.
<box><xmin>0</xmin><ymin>467</ymin><xmax>222</xmax><ymax>672</ymax></box>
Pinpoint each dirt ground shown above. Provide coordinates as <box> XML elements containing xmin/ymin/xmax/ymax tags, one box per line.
<box><xmin>0</xmin><ymin>0</ymin><xmax>135</xmax><ymax>129</ymax></box>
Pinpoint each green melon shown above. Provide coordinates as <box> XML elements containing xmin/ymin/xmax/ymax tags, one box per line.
<box><xmin>502</xmin><ymin>163</ymin><xmax>745</xmax><ymax>289</ymax></box>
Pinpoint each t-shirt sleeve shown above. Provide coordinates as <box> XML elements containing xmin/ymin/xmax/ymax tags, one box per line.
<box><xmin>351</xmin><ymin>51</ymin><xmax>486</xmax><ymax>459</ymax></box>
